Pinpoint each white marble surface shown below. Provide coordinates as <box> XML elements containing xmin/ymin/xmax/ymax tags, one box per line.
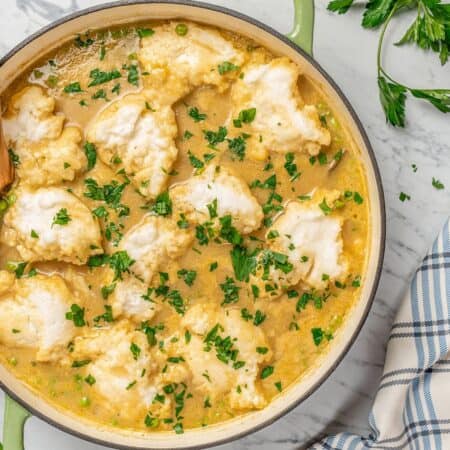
<box><xmin>0</xmin><ymin>0</ymin><xmax>449</xmax><ymax>449</ymax></box>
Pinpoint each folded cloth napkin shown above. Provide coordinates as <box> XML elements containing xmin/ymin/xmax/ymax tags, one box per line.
<box><xmin>311</xmin><ymin>219</ymin><xmax>450</xmax><ymax>450</ymax></box>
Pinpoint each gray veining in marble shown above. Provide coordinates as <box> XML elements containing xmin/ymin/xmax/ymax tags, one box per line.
<box><xmin>0</xmin><ymin>0</ymin><xmax>449</xmax><ymax>449</ymax></box>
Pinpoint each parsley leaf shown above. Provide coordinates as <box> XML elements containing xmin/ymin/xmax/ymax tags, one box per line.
<box><xmin>188</xmin><ymin>107</ymin><xmax>207</xmax><ymax>122</ymax></box>
<box><xmin>327</xmin><ymin>0</ymin><xmax>354</xmax><ymax>14</ymax></box>
<box><xmin>362</xmin><ymin>0</ymin><xmax>397</xmax><ymax>29</ymax></box>
<box><xmin>230</xmin><ymin>246</ymin><xmax>257</xmax><ymax>282</ymax></box>
<box><xmin>88</xmin><ymin>68</ymin><xmax>121</xmax><ymax>87</ymax></box>
<box><xmin>66</xmin><ymin>304</ymin><xmax>86</xmax><ymax>327</ymax></box>
<box><xmin>432</xmin><ymin>177</ymin><xmax>445</xmax><ymax>190</ymax></box>
<box><xmin>177</xmin><ymin>269</ymin><xmax>197</xmax><ymax>286</ymax></box>
<box><xmin>152</xmin><ymin>191</ymin><xmax>172</xmax><ymax>216</ymax></box>
<box><xmin>64</xmin><ymin>82</ymin><xmax>82</xmax><ymax>93</ymax></box>
<box><xmin>378</xmin><ymin>76</ymin><xmax>407</xmax><ymax>127</ymax></box>
<box><xmin>52</xmin><ymin>208</ymin><xmax>71</xmax><ymax>226</ymax></box>
<box><xmin>84</xmin><ymin>142</ymin><xmax>97</xmax><ymax>170</ymax></box>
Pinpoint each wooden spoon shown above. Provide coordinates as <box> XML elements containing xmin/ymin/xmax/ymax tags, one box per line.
<box><xmin>0</xmin><ymin>104</ymin><xmax>14</xmax><ymax>194</ymax></box>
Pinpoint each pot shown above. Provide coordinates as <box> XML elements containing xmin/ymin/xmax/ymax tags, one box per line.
<box><xmin>0</xmin><ymin>1</ymin><xmax>386</xmax><ymax>449</ymax></box>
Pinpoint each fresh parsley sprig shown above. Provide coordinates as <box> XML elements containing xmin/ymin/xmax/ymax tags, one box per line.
<box><xmin>327</xmin><ymin>0</ymin><xmax>450</xmax><ymax>126</ymax></box>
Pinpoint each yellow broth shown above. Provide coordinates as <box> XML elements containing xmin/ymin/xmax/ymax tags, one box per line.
<box><xmin>0</xmin><ymin>23</ymin><xmax>369</xmax><ymax>432</ymax></box>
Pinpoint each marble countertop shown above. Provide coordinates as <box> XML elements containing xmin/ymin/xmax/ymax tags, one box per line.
<box><xmin>1</xmin><ymin>0</ymin><xmax>449</xmax><ymax>449</ymax></box>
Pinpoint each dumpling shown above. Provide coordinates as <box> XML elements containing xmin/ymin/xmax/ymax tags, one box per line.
<box><xmin>112</xmin><ymin>278</ymin><xmax>160</xmax><ymax>323</ymax></box>
<box><xmin>1</xmin><ymin>187</ymin><xmax>103</xmax><ymax>264</ymax></box>
<box><xmin>171</xmin><ymin>164</ymin><xmax>263</xmax><ymax>234</ymax></box>
<box><xmin>138</xmin><ymin>22</ymin><xmax>245</xmax><ymax>104</ymax></box>
<box><xmin>71</xmin><ymin>323</ymin><xmax>188</xmax><ymax>419</ymax></box>
<box><xmin>119</xmin><ymin>215</ymin><xmax>193</xmax><ymax>284</ymax></box>
<box><xmin>86</xmin><ymin>94</ymin><xmax>178</xmax><ymax>199</ymax></box>
<box><xmin>0</xmin><ymin>272</ymin><xmax>77</xmax><ymax>363</ymax></box>
<box><xmin>182</xmin><ymin>304</ymin><xmax>272</xmax><ymax>410</ymax></box>
<box><xmin>230</xmin><ymin>57</ymin><xmax>330</xmax><ymax>160</ymax></box>
<box><xmin>251</xmin><ymin>190</ymin><xmax>347</xmax><ymax>298</ymax></box>
<box><xmin>3</xmin><ymin>86</ymin><xmax>86</xmax><ymax>187</ymax></box>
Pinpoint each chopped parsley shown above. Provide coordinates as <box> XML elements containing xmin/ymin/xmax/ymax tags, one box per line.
<box><xmin>432</xmin><ymin>177</ymin><xmax>445</xmax><ymax>190</ymax></box>
<box><xmin>109</xmin><ymin>250</ymin><xmax>135</xmax><ymax>281</ymax></box>
<box><xmin>209</xmin><ymin>261</ymin><xmax>218</xmax><ymax>271</ymax></box>
<box><xmin>64</xmin><ymin>82</ymin><xmax>82</xmax><ymax>93</ymax></box>
<box><xmin>203</xmin><ymin>126</ymin><xmax>227</xmax><ymax>147</ymax></box>
<box><xmin>123</xmin><ymin>63</ymin><xmax>139</xmax><ymax>86</ymax></box>
<box><xmin>227</xmin><ymin>134</ymin><xmax>248</xmax><ymax>160</ymax></box>
<box><xmin>284</xmin><ymin>153</ymin><xmax>301</xmax><ymax>181</ymax></box>
<box><xmin>233</xmin><ymin>108</ymin><xmax>256</xmax><ymax>127</ymax></box>
<box><xmin>311</xmin><ymin>327</ymin><xmax>333</xmax><ymax>346</ymax></box>
<box><xmin>93</xmin><ymin>305</ymin><xmax>114</xmax><ymax>324</ymax></box>
<box><xmin>8</xmin><ymin>148</ymin><xmax>20</xmax><ymax>166</ymax></box>
<box><xmin>130</xmin><ymin>342</ymin><xmax>141</xmax><ymax>360</ymax></box>
<box><xmin>220</xmin><ymin>276</ymin><xmax>240</xmax><ymax>305</ymax></box>
<box><xmin>74</xmin><ymin>33</ymin><xmax>94</xmax><ymax>48</ymax></box>
<box><xmin>399</xmin><ymin>191</ymin><xmax>411</xmax><ymax>202</ymax></box>
<box><xmin>260</xmin><ymin>366</ymin><xmax>274</xmax><ymax>379</ymax></box>
<box><xmin>52</xmin><ymin>208</ymin><xmax>71</xmax><ymax>226</ymax></box>
<box><xmin>30</xmin><ymin>230</ymin><xmax>39</xmax><ymax>239</ymax></box>
<box><xmin>230</xmin><ymin>246</ymin><xmax>257</xmax><ymax>282</ymax></box>
<box><xmin>84</xmin><ymin>142</ymin><xmax>97</xmax><ymax>170</ymax></box>
<box><xmin>177</xmin><ymin>269</ymin><xmax>197</xmax><ymax>286</ymax></box>
<box><xmin>88</xmin><ymin>68</ymin><xmax>121</xmax><ymax>87</ymax></box>
<box><xmin>65</xmin><ymin>304</ymin><xmax>86</xmax><ymax>327</ymax></box>
<box><xmin>85</xmin><ymin>374</ymin><xmax>96</xmax><ymax>385</ymax></box>
<box><xmin>206</xmin><ymin>198</ymin><xmax>218</xmax><ymax>219</ymax></box>
<box><xmin>188</xmin><ymin>107</ymin><xmax>207</xmax><ymax>122</ymax></box>
<box><xmin>72</xmin><ymin>359</ymin><xmax>91</xmax><ymax>368</ymax></box>
<box><xmin>151</xmin><ymin>191</ymin><xmax>172</xmax><ymax>216</ymax></box>
<box><xmin>137</xmin><ymin>28</ymin><xmax>155</xmax><ymax>37</ymax></box>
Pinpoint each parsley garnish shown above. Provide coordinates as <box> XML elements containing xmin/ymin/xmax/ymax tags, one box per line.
<box><xmin>74</xmin><ymin>33</ymin><xmax>94</xmax><ymax>48</ymax></box>
<box><xmin>230</xmin><ymin>246</ymin><xmax>257</xmax><ymax>281</ymax></box>
<box><xmin>432</xmin><ymin>177</ymin><xmax>445</xmax><ymax>190</ymax></box>
<box><xmin>137</xmin><ymin>28</ymin><xmax>155</xmax><ymax>38</ymax></box>
<box><xmin>64</xmin><ymin>82</ymin><xmax>82</xmax><ymax>93</ymax></box>
<box><xmin>220</xmin><ymin>276</ymin><xmax>240</xmax><ymax>305</ymax></box>
<box><xmin>151</xmin><ymin>191</ymin><xmax>172</xmax><ymax>216</ymax></box>
<box><xmin>65</xmin><ymin>304</ymin><xmax>86</xmax><ymax>327</ymax></box>
<box><xmin>8</xmin><ymin>148</ymin><xmax>20</xmax><ymax>166</ymax></box>
<box><xmin>227</xmin><ymin>134</ymin><xmax>248</xmax><ymax>161</ymax></box>
<box><xmin>177</xmin><ymin>269</ymin><xmax>197</xmax><ymax>286</ymax></box>
<box><xmin>234</xmin><ymin>108</ymin><xmax>257</xmax><ymax>127</ymax></box>
<box><xmin>328</xmin><ymin>0</ymin><xmax>450</xmax><ymax>126</ymax></box>
<box><xmin>84</xmin><ymin>142</ymin><xmax>97</xmax><ymax>170</ymax></box>
<box><xmin>130</xmin><ymin>342</ymin><xmax>141</xmax><ymax>360</ymax></box>
<box><xmin>88</xmin><ymin>68</ymin><xmax>121</xmax><ymax>87</ymax></box>
<box><xmin>203</xmin><ymin>126</ymin><xmax>228</xmax><ymax>147</ymax></box>
<box><xmin>108</xmin><ymin>250</ymin><xmax>135</xmax><ymax>281</ymax></box>
<box><xmin>123</xmin><ymin>64</ymin><xmax>139</xmax><ymax>86</ymax></box>
<box><xmin>399</xmin><ymin>191</ymin><xmax>411</xmax><ymax>202</ymax></box>
<box><xmin>93</xmin><ymin>305</ymin><xmax>114</xmax><ymax>324</ymax></box>
<box><xmin>311</xmin><ymin>327</ymin><xmax>333</xmax><ymax>346</ymax></box>
<box><xmin>52</xmin><ymin>208</ymin><xmax>71</xmax><ymax>226</ymax></box>
<box><xmin>188</xmin><ymin>107</ymin><xmax>207</xmax><ymax>122</ymax></box>
<box><xmin>260</xmin><ymin>366</ymin><xmax>274</xmax><ymax>379</ymax></box>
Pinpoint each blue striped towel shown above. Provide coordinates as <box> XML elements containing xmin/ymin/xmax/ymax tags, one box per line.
<box><xmin>311</xmin><ymin>219</ymin><xmax>450</xmax><ymax>450</ymax></box>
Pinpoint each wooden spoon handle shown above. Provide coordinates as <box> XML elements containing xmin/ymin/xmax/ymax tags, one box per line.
<box><xmin>0</xmin><ymin>104</ymin><xmax>14</xmax><ymax>194</ymax></box>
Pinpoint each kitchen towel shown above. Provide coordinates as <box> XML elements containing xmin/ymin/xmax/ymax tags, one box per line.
<box><xmin>311</xmin><ymin>218</ymin><xmax>450</xmax><ymax>450</ymax></box>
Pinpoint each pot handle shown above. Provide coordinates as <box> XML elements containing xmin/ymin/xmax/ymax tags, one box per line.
<box><xmin>287</xmin><ymin>0</ymin><xmax>315</xmax><ymax>56</ymax></box>
<box><xmin>3</xmin><ymin>395</ymin><xmax>30</xmax><ymax>450</ymax></box>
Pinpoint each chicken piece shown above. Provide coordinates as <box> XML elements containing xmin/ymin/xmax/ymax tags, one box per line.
<box><xmin>182</xmin><ymin>304</ymin><xmax>272</xmax><ymax>410</ymax></box>
<box><xmin>0</xmin><ymin>273</ymin><xmax>77</xmax><ymax>363</ymax></box>
<box><xmin>230</xmin><ymin>57</ymin><xmax>330</xmax><ymax>160</ymax></box>
<box><xmin>1</xmin><ymin>187</ymin><xmax>103</xmax><ymax>264</ymax></box>
<box><xmin>112</xmin><ymin>277</ymin><xmax>160</xmax><ymax>323</ymax></box>
<box><xmin>171</xmin><ymin>164</ymin><xmax>263</xmax><ymax>234</ymax></box>
<box><xmin>251</xmin><ymin>190</ymin><xmax>347</xmax><ymax>298</ymax></box>
<box><xmin>72</xmin><ymin>323</ymin><xmax>188</xmax><ymax>419</ymax></box>
<box><xmin>119</xmin><ymin>215</ymin><xmax>193</xmax><ymax>284</ymax></box>
<box><xmin>138</xmin><ymin>22</ymin><xmax>245</xmax><ymax>104</ymax></box>
<box><xmin>3</xmin><ymin>86</ymin><xmax>86</xmax><ymax>187</ymax></box>
<box><xmin>86</xmin><ymin>94</ymin><xmax>178</xmax><ymax>199</ymax></box>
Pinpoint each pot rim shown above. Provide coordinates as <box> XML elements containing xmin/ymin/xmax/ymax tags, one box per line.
<box><xmin>0</xmin><ymin>1</ymin><xmax>386</xmax><ymax>449</ymax></box>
